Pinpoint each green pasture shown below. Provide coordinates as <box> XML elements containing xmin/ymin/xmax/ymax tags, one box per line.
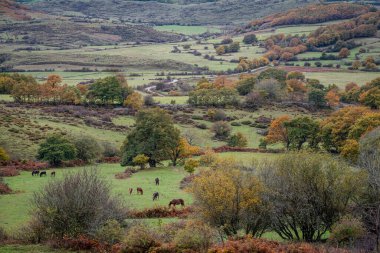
<box><xmin>304</xmin><ymin>71</ymin><xmax>380</xmax><ymax>88</ymax></box>
<box><xmin>154</xmin><ymin>96</ymin><xmax>189</xmax><ymax>104</ymax></box>
<box><xmin>0</xmin><ymin>95</ymin><xmax>12</xmax><ymax>102</ymax></box>
<box><xmin>0</xmin><ymin>245</ymin><xmax>72</xmax><ymax>253</ymax></box>
<box><xmin>154</xmin><ymin>25</ymin><xmax>221</xmax><ymax>35</ymax></box>
<box><xmin>0</xmin><ymin>164</ymin><xmax>192</xmax><ymax>233</ymax></box>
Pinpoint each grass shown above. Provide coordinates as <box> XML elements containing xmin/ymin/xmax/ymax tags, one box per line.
<box><xmin>154</xmin><ymin>96</ymin><xmax>189</xmax><ymax>104</ymax></box>
<box><xmin>0</xmin><ymin>245</ymin><xmax>72</xmax><ymax>253</ymax></box>
<box><xmin>154</xmin><ymin>25</ymin><xmax>221</xmax><ymax>35</ymax></box>
<box><xmin>0</xmin><ymin>164</ymin><xmax>192</xmax><ymax>233</ymax></box>
<box><xmin>304</xmin><ymin>71</ymin><xmax>380</xmax><ymax>88</ymax></box>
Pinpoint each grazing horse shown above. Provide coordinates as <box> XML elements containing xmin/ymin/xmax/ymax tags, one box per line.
<box><xmin>155</xmin><ymin>177</ymin><xmax>160</xmax><ymax>186</ymax></box>
<box><xmin>169</xmin><ymin>199</ymin><xmax>185</xmax><ymax>208</ymax></box>
<box><xmin>51</xmin><ymin>171</ymin><xmax>56</xmax><ymax>177</ymax></box>
<box><xmin>39</xmin><ymin>171</ymin><xmax>47</xmax><ymax>177</ymax></box>
<box><xmin>129</xmin><ymin>188</ymin><xmax>133</xmax><ymax>195</ymax></box>
<box><xmin>152</xmin><ymin>192</ymin><xmax>159</xmax><ymax>201</ymax></box>
<box><xmin>32</xmin><ymin>170</ymin><xmax>39</xmax><ymax>176</ymax></box>
<box><xmin>137</xmin><ymin>187</ymin><xmax>143</xmax><ymax>195</ymax></box>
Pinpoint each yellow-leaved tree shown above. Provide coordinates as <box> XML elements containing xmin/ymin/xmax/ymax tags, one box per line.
<box><xmin>169</xmin><ymin>137</ymin><xmax>201</xmax><ymax>167</ymax></box>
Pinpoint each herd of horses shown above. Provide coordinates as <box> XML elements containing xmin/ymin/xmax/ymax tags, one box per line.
<box><xmin>31</xmin><ymin>170</ymin><xmax>55</xmax><ymax>177</ymax></box>
<box><xmin>31</xmin><ymin>172</ymin><xmax>185</xmax><ymax>207</ymax></box>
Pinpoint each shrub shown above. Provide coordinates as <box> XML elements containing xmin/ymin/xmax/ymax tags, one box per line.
<box><xmin>16</xmin><ymin>217</ymin><xmax>46</xmax><ymax>243</ymax></box>
<box><xmin>329</xmin><ymin>215</ymin><xmax>366</xmax><ymax>247</ymax></box>
<box><xmin>144</xmin><ymin>95</ymin><xmax>155</xmax><ymax>106</ymax></box>
<box><xmin>230</xmin><ymin>122</ymin><xmax>241</xmax><ymax>126</ymax></box>
<box><xmin>0</xmin><ymin>177</ymin><xmax>12</xmax><ymax>194</ymax></box>
<box><xmin>184</xmin><ymin>159</ymin><xmax>199</xmax><ymax>175</ymax></box>
<box><xmin>196</xmin><ymin>123</ymin><xmax>208</xmax><ymax>129</ymax></box>
<box><xmin>132</xmin><ymin>154</ymin><xmax>149</xmax><ymax>169</ymax></box>
<box><xmin>101</xmin><ymin>141</ymin><xmax>119</xmax><ymax>157</ymax></box>
<box><xmin>0</xmin><ymin>227</ymin><xmax>8</xmax><ymax>242</ymax></box>
<box><xmin>33</xmin><ymin>169</ymin><xmax>127</xmax><ymax>238</ymax></box>
<box><xmin>241</xmin><ymin>120</ymin><xmax>252</xmax><ymax>125</ymax></box>
<box><xmin>122</xmin><ymin>225</ymin><xmax>160</xmax><ymax>253</ymax></box>
<box><xmin>173</xmin><ymin>221</ymin><xmax>215</xmax><ymax>253</ymax></box>
<box><xmin>199</xmin><ymin>149</ymin><xmax>217</xmax><ymax>166</ymax></box>
<box><xmin>227</xmin><ymin>132</ymin><xmax>248</xmax><ymax>147</ymax></box>
<box><xmin>0</xmin><ymin>147</ymin><xmax>10</xmax><ymax>161</ymax></box>
<box><xmin>243</xmin><ymin>34</ymin><xmax>258</xmax><ymax>44</ymax></box>
<box><xmin>0</xmin><ymin>167</ymin><xmax>20</xmax><ymax>177</ymax></box>
<box><xmin>71</xmin><ymin>135</ymin><xmax>102</xmax><ymax>162</ymax></box>
<box><xmin>128</xmin><ymin>206</ymin><xmax>193</xmax><ymax>219</ymax></box>
<box><xmin>211</xmin><ymin>121</ymin><xmax>231</xmax><ymax>140</ymax></box>
<box><xmin>115</xmin><ymin>169</ymin><xmax>133</xmax><ymax>179</ymax></box>
<box><xmin>95</xmin><ymin>219</ymin><xmax>124</xmax><ymax>245</ymax></box>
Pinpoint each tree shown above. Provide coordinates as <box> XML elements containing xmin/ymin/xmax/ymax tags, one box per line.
<box><xmin>340</xmin><ymin>139</ymin><xmax>359</xmax><ymax>163</ymax></box>
<box><xmin>71</xmin><ymin>135</ymin><xmax>102</xmax><ymax>163</ymax></box>
<box><xmin>236</xmin><ymin>77</ymin><xmax>256</xmax><ymax>95</ymax></box>
<box><xmin>284</xmin><ymin>117</ymin><xmax>320</xmax><ymax>150</ymax></box>
<box><xmin>184</xmin><ymin>159</ymin><xmax>199</xmax><ymax>175</ymax></box>
<box><xmin>255</xmin><ymin>78</ymin><xmax>282</xmax><ymax>100</ymax></box>
<box><xmin>228</xmin><ymin>132</ymin><xmax>248</xmax><ymax>147</ymax></box>
<box><xmin>216</xmin><ymin>45</ymin><xmax>225</xmax><ymax>55</ymax></box>
<box><xmin>191</xmin><ymin>161</ymin><xmax>267</xmax><ymax>236</ymax></box>
<box><xmin>124</xmin><ymin>92</ymin><xmax>143</xmax><ymax>111</ymax></box>
<box><xmin>325</xmin><ymin>89</ymin><xmax>340</xmax><ymax>107</ymax></box>
<box><xmin>351</xmin><ymin>60</ymin><xmax>361</xmax><ymax>70</ymax></box>
<box><xmin>286</xmin><ymin>71</ymin><xmax>304</xmax><ymax>80</ymax></box>
<box><xmin>359</xmin><ymin>87</ymin><xmax>380</xmax><ymax>109</ymax></box>
<box><xmin>320</xmin><ymin>106</ymin><xmax>370</xmax><ymax>152</ymax></box>
<box><xmin>266</xmin><ymin>115</ymin><xmax>291</xmax><ymax>149</ymax></box>
<box><xmin>348</xmin><ymin>112</ymin><xmax>380</xmax><ymax>140</ymax></box>
<box><xmin>0</xmin><ymin>147</ymin><xmax>9</xmax><ymax>162</ymax></box>
<box><xmin>358</xmin><ymin>127</ymin><xmax>380</xmax><ymax>251</ymax></box>
<box><xmin>33</xmin><ymin>169</ymin><xmax>126</xmax><ymax>238</ymax></box>
<box><xmin>121</xmin><ymin>108</ymin><xmax>180</xmax><ymax>167</ymax></box>
<box><xmin>308</xmin><ymin>89</ymin><xmax>327</xmax><ymax>108</ymax></box>
<box><xmin>37</xmin><ymin>135</ymin><xmax>76</xmax><ymax>166</ymax></box>
<box><xmin>169</xmin><ymin>138</ymin><xmax>200</xmax><ymax>167</ymax></box>
<box><xmin>260</xmin><ymin>152</ymin><xmax>365</xmax><ymax>242</ymax></box>
<box><xmin>338</xmin><ymin>48</ymin><xmax>350</xmax><ymax>58</ymax></box>
<box><xmin>245</xmin><ymin>91</ymin><xmax>264</xmax><ymax>110</ymax></box>
<box><xmin>243</xmin><ymin>34</ymin><xmax>258</xmax><ymax>44</ymax></box>
<box><xmin>211</xmin><ymin>121</ymin><xmax>231</xmax><ymax>140</ymax></box>
<box><xmin>132</xmin><ymin>154</ymin><xmax>149</xmax><ymax>169</ymax></box>
<box><xmin>87</xmin><ymin>75</ymin><xmax>132</xmax><ymax>105</ymax></box>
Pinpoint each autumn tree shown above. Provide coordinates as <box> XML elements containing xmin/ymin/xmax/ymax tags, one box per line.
<box><xmin>325</xmin><ymin>89</ymin><xmax>340</xmax><ymax>107</ymax></box>
<box><xmin>191</xmin><ymin>161</ymin><xmax>268</xmax><ymax>236</ymax></box>
<box><xmin>169</xmin><ymin>137</ymin><xmax>201</xmax><ymax>167</ymax></box>
<box><xmin>266</xmin><ymin>115</ymin><xmax>291</xmax><ymax>149</ymax></box>
<box><xmin>260</xmin><ymin>152</ymin><xmax>365</xmax><ymax>242</ymax></box>
<box><xmin>124</xmin><ymin>92</ymin><xmax>143</xmax><ymax>111</ymax></box>
<box><xmin>121</xmin><ymin>108</ymin><xmax>180</xmax><ymax>167</ymax></box>
<box><xmin>132</xmin><ymin>154</ymin><xmax>149</xmax><ymax>169</ymax></box>
<box><xmin>359</xmin><ymin>87</ymin><xmax>380</xmax><ymax>109</ymax></box>
<box><xmin>351</xmin><ymin>60</ymin><xmax>361</xmax><ymax>70</ymax></box>
<box><xmin>338</xmin><ymin>48</ymin><xmax>350</xmax><ymax>58</ymax></box>
<box><xmin>320</xmin><ymin>106</ymin><xmax>370</xmax><ymax>152</ymax></box>
<box><xmin>0</xmin><ymin>147</ymin><xmax>10</xmax><ymax>162</ymax></box>
<box><xmin>184</xmin><ymin>159</ymin><xmax>199</xmax><ymax>175</ymax></box>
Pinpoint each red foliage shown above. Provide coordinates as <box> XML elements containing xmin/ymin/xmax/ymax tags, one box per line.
<box><xmin>129</xmin><ymin>206</ymin><xmax>193</xmax><ymax>219</ymax></box>
<box><xmin>51</xmin><ymin>235</ymin><xmax>101</xmax><ymax>251</ymax></box>
<box><xmin>0</xmin><ymin>160</ymin><xmax>49</xmax><ymax>171</ymax></box>
<box><xmin>209</xmin><ymin>237</ymin><xmax>349</xmax><ymax>253</ymax></box>
<box><xmin>0</xmin><ymin>183</ymin><xmax>12</xmax><ymax>195</ymax></box>
<box><xmin>0</xmin><ymin>167</ymin><xmax>20</xmax><ymax>177</ymax></box>
<box><xmin>115</xmin><ymin>170</ymin><xmax>133</xmax><ymax>179</ymax></box>
<box><xmin>101</xmin><ymin>156</ymin><xmax>121</xmax><ymax>163</ymax></box>
<box><xmin>213</xmin><ymin>146</ymin><xmax>282</xmax><ymax>153</ymax></box>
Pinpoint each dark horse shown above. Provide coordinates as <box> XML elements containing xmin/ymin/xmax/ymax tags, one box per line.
<box><xmin>51</xmin><ymin>171</ymin><xmax>56</xmax><ymax>177</ymax></box>
<box><xmin>137</xmin><ymin>187</ymin><xmax>143</xmax><ymax>195</ymax></box>
<box><xmin>169</xmin><ymin>199</ymin><xmax>184</xmax><ymax>208</ymax></box>
<box><xmin>153</xmin><ymin>192</ymin><xmax>159</xmax><ymax>201</ymax></box>
<box><xmin>129</xmin><ymin>188</ymin><xmax>133</xmax><ymax>195</ymax></box>
<box><xmin>32</xmin><ymin>170</ymin><xmax>39</xmax><ymax>176</ymax></box>
<box><xmin>155</xmin><ymin>177</ymin><xmax>160</xmax><ymax>186</ymax></box>
<box><xmin>39</xmin><ymin>171</ymin><xmax>47</xmax><ymax>177</ymax></box>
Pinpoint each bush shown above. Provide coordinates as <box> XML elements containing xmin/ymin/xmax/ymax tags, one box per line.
<box><xmin>33</xmin><ymin>169</ymin><xmax>127</xmax><ymax>238</ymax></box>
<box><xmin>0</xmin><ymin>226</ymin><xmax>8</xmax><ymax>242</ymax></box>
<box><xmin>243</xmin><ymin>34</ymin><xmax>258</xmax><ymax>44</ymax></box>
<box><xmin>0</xmin><ymin>177</ymin><xmax>12</xmax><ymax>194</ymax></box>
<box><xmin>71</xmin><ymin>135</ymin><xmax>102</xmax><ymax>162</ymax></box>
<box><xmin>196</xmin><ymin>123</ymin><xmax>208</xmax><ymax>129</ymax></box>
<box><xmin>173</xmin><ymin>221</ymin><xmax>215</xmax><ymax>253</ymax></box>
<box><xmin>227</xmin><ymin>132</ymin><xmax>248</xmax><ymax>147</ymax></box>
<box><xmin>95</xmin><ymin>219</ymin><xmax>124</xmax><ymax>245</ymax></box>
<box><xmin>144</xmin><ymin>95</ymin><xmax>155</xmax><ymax>106</ymax></box>
<box><xmin>184</xmin><ymin>159</ymin><xmax>199</xmax><ymax>175</ymax></box>
<box><xmin>122</xmin><ymin>225</ymin><xmax>160</xmax><ymax>253</ymax></box>
<box><xmin>101</xmin><ymin>141</ymin><xmax>119</xmax><ymax>158</ymax></box>
<box><xmin>16</xmin><ymin>217</ymin><xmax>46</xmax><ymax>243</ymax></box>
<box><xmin>199</xmin><ymin>149</ymin><xmax>217</xmax><ymax>166</ymax></box>
<box><xmin>230</xmin><ymin>122</ymin><xmax>241</xmax><ymax>126</ymax></box>
<box><xmin>133</xmin><ymin>154</ymin><xmax>149</xmax><ymax>169</ymax></box>
<box><xmin>211</xmin><ymin>121</ymin><xmax>231</xmax><ymax>140</ymax></box>
<box><xmin>0</xmin><ymin>167</ymin><xmax>20</xmax><ymax>177</ymax></box>
<box><xmin>0</xmin><ymin>147</ymin><xmax>10</xmax><ymax>161</ymax></box>
<box><xmin>329</xmin><ymin>215</ymin><xmax>366</xmax><ymax>247</ymax></box>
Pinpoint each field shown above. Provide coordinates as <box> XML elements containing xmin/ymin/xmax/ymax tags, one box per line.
<box><xmin>154</xmin><ymin>25</ymin><xmax>221</xmax><ymax>35</ymax></box>
<box><xmin>304</xmin><ymin>71</ymin><xmax>380</xmax><ymax>88</ymax></box>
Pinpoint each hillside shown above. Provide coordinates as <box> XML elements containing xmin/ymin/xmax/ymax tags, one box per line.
<box><xmin>25</xmin><ymin>0</ymin><xmax>318</xmax><ymax>25</ymax></box>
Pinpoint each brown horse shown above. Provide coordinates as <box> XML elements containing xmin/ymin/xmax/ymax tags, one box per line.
<box><xmin>155</xmin><ymin>177</ymin><xmax>160</xmax><ymax>186</ymax></box>
<box><xmin>129</xmin><ymin>188</ymin><xmax>133</xmax><ymax>195</ymax></box>
<box><xmin>51</xmin><ymin>171</ymin><xmax>56</xmax><ymax>177</ymax></box>
<box><xmin>137</xmin><ymin>187</ymin><xmax>143</xmax><ymax>195</ymax></box>
<box><xmin>169</xmin><ymin>199</ymin><xmax>184</xmax><ymax>208</ymax></box>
